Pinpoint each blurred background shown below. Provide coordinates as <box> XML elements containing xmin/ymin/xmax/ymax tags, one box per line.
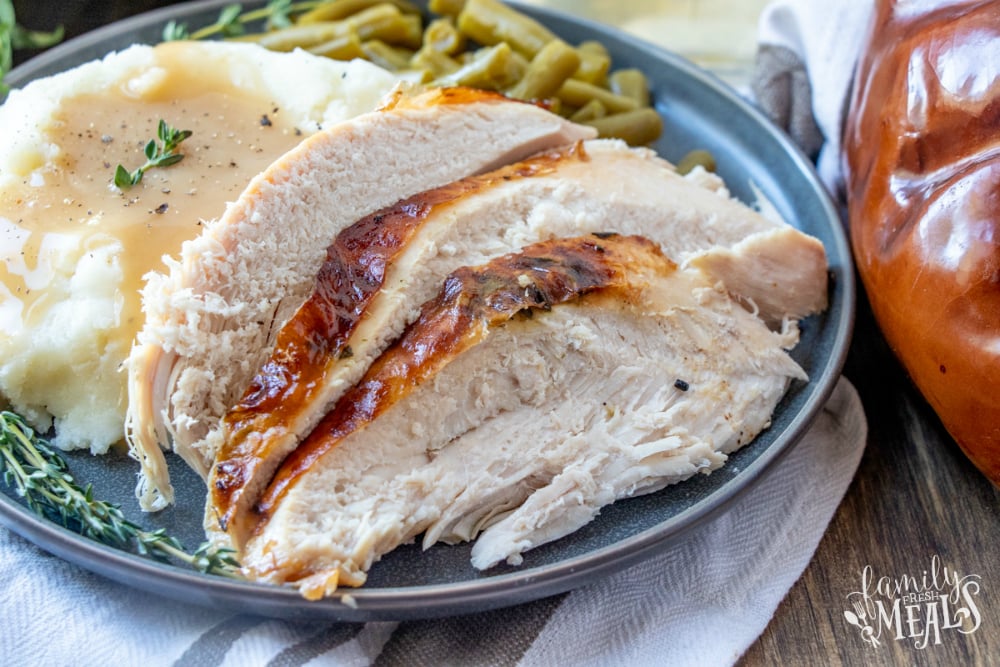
<box><xmin>10</xmin><ymin>1</ymin><xmax>177</xmax><ymax>58</ymax></box>
<box><xmin>519</xmin><ymin>0</ymin><xmax>770</xmax><ymax>86</ymax></box>
<box><xmin>10</xmin><ymin>0</ymin><xmax>771</xmax><ymax>87</ymax></box>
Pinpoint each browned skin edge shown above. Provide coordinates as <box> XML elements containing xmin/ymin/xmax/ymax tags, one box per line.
<box><xmin>251</xmin><ymin>233</ymin><xmax>674</xmax><ymax>536</ymax></box>
<box><xmin>211</xmin><ymin>144</ymin><xmax>590</xmax><ymax>531</ymax></box>
<box><xmin>378</xmin><ymin>86</ymin><xmax>553</xmax><ymax>113</ymax></box>
<box><xmin>378</xmin><ymin>86</ymin><xmax>512</xmax><ymax>111</ymax></box>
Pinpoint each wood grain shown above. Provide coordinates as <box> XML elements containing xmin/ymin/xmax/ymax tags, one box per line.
<box><xmin>742</xmin><ymin>293</ymin><xmax>1000</xmax><ymax>666</ymax></box>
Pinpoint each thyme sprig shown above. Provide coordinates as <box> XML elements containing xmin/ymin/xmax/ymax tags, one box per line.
<box><xmin>114</xmin><ymin>119</ymin><xmax>192</xmax><ymax>190</ymax></box>
<box><xmin>0</xmin><ymin>0</ymin><xmax>64</xmax><ymax>96</ymax></box>
<box><xmin>0</xmin><ymin>411</ymin><xmax>242</xmax><ymax>578</ymax></box>
<box><xmin>164</xmin><ymin>0</ymin><xmax>320</xmax><ymax>42</ymax></box>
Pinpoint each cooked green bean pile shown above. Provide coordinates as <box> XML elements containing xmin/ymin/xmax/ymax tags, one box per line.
<box><xmin>190</xmin><ymin>0</ymin><xmax>664</xmax><ymax>145</ymax></box>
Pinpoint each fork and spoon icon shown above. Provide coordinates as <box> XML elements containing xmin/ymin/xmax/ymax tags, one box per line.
<box><xmin>844</xmin><ymin>599</ymin><xmax>881</xmax><ymax>647</ymax></box>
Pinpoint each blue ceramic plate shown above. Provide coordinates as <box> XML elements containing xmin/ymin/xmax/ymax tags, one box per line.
<box><xmin>0</xmin><ymin>0</ymin><xmax>854</xmax><ymax>620</ymax></box>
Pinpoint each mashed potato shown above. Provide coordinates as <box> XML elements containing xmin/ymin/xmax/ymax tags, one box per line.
<box><xmin>0</xmin><ymin>41</ymin><xmax>399</xmax><ymax>453</ymax></box>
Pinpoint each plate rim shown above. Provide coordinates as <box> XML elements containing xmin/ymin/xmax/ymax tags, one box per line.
<box><xmin>0</xmin><ymin>0</ymin><xmax>856</xmax><ymax>620</ymax></box>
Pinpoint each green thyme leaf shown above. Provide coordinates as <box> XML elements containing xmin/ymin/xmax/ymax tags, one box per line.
<box><xmin>216</xmin><ymin>4</ymin><xmax>246</xmax><ymax>37</ymax></box>
<box><xmin>0</xmin><ymin>411</ymin><xmax>242</xmax><ymax>578</ymax></box>
<box><xmin>114</xmin><ymin>119</ymin><xmax>192</xmax><ymax>190</ymax></box>
<box><xmin>11</xmin><ymin>23</ymin><xmax>64</xmax><ymax>50</ymax></box>
<box><xmin>162</xmin><ymin>19</ymin><xmax>190</xmax><ymax>42</ymax></box>
<box><xmin>0</xmin><ymin>0</ymin><xmax>13</xmax><ymax>29</ymax></box>
<box><xmin>0</xmin><ymin>1</ymin><xmax>17</xmax><ymax>96</ymax></box>
<box><xmin>186</xmin><ymin>1</ymin><xmax>321</xmax><ymax>41</ymax></box>
<box><xmin>113</xmin><ymin>164</ymin><xmax>135</xmax><ymax>189</ymax></box>
<box><xmin>266</xmin><ymin>0</ymin><xmax>295</xmax><ymax>30</ymax></box>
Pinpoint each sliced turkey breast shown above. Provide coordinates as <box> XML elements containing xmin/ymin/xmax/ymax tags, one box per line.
<box><xmin>209</xmin><ymin>138</ymin><xmax>827</xmax><ymax>543</ymax></box>
<box><xmin>125</xmin><ymin>87</ymin><xmax>596</xmax><ymax>510</ymax></box>
<box><xmin>210</xmin><ymin>144</ymin><xmax>589</xmax><ymax>540</ymax></box>
<box><xmin>238</xmin><ymin>234</ymin><xmax>806</xmax><ymax>598</ymax></box>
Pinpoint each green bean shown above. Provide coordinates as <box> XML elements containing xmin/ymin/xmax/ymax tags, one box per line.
<box><xmin>236</xmin><ymin>5</ymin><xmax>414</xmax><ymax>52</ymax></box>
<box><xmin>609</xmin><ymin>68</ymin><xmax>651</xmax><ymax>107</ymax></box>
<box><xmin>457</xmin><ymin>0</ymin><xmax>556</xmax><ymax>58</ymax></box>
<box><xmin>362</xmin><ymin>39</ymin><xmax>414</xmax><ymax>70</ymax></box>
<box><xmin>506</xmin><ymin>39</ymin><xmax>580</xmax><ymax>101</ymax></box>
<box><xmin>573</xmin><ymin>48</ymin><xmax>609</xmax><ymax>85</ymax></box>
<box><xmin>234</xmin><ymin>22</ymin><xmax>347</xmax><ymax>51</ymax></box>
<box><xmin>373</xmin><ymin>13</ymin><xmax>424</xmax><ymax>49</ymax></box>
<box><xmin>410</xmin><ymin>46</ymin><xmax>461</xmax><ymax>77</ymax></box>
<box><xmin>399</xmin><ymin>69</ymin><xmax>436</xmax><ymax>84</ymax></box>
<box><xmin>569</xmin><ymin>99</ymin><xmax>607</xmax><ymax>123</ymax></box>
<box><xmin>577</xmin><ymin>40</ymin><xmax>608</xmax><ymax>58</ymax></box>
<box><xmin>422</xmin><ymin>17</ymin><xmax>465</xmax><ymax>55</ymax></box>
<box><xmin>676</xmin><ymin>149</ymin><xmax>717</xmax><ymax>175</ymax></box>
<box><xmin>556</xmin><ymin>78</ymin><xmax>638</xmax><ymax>114</ymax></box>
<box><xmin>297</xmin><ymin>0</ymin><xmax>420</xmax><ymax>24</ymax></box>
<box><xmin>542</xmin><ymin>97</ymin><xmax>564</xmax><ymax>116</ymax></box>
<box><xmin>582</xmin><ymin>108</ymin><xmax>663</xmax><ymax>146</ymax></box>
<box><xmin>212</xmin><ymin>0</ymin><xmax>663</xmax><ymax>145</ymax></box>
<box><xmin>509</xmin><ymin>49</ymin><xmax>530</xmax><ymax>76</ymax></box>
<box><xmin>307</xmin><ymin>32</ymin><xmax>366</xmax><ymax>59</ymax></box>
<box><xmin>347</xmin><ymin>6</ymin><xmax>421</xmax><ymax>48</ymax></box>
<box><xmin>428</xmin><ymin>0</ymin><xmax>466</xmax><ymax>16</ymax></box>
<box><xmin>433</xmin><ymin>42</ymin><xmax>522</xmax><ymax>91</ymax></box>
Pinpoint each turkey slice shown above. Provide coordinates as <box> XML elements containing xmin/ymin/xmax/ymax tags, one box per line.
<box><xmin>209</xmin><ymin>138</ymin><xmax>827</xmax><ymax>544</ymax></box>
<box><xmin>239</xmin><ymin>234</ymin><xmax>806</xmax><ymax>598</ymax></box>
<box><xmin>125</xmin><ymin>87</ymin><xmax>595</xmax><ymax>510</ymax></box>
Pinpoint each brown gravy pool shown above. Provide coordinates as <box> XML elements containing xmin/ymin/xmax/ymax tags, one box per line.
<box><xmin>0</xmin><ymin>43</ymin><xmax>307</xmax><ymax>347</ymax></box>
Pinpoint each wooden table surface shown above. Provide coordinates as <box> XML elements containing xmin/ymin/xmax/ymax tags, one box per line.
<box><xmin>742</xmin><ymin>294</ymin><xmax>1000</xmax><ymax>666</ymax></box>
<box><xmin>526</xmin><ymin>6</ymin><xmax>1000</xmax><ymax>663</ymax></box>
<box><xmin>9</xmin><ymin>2</ymin><xmax>1000</xmax><ymax>665</ymax></box>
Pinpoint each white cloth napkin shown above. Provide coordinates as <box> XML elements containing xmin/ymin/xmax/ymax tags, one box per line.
<box><xmin>0</xmin><ymin>2</ymin><xmax>872</xmax><ymax>665</ymax></box>
<box><xmin>753</xmin><ymin>0</ymin><xmax>875</xmax><ymax>197</ymax></box>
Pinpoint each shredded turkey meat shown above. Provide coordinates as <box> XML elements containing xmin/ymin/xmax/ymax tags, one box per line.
<box><xmin>235</xmin><ymin>234</ymin><xmax>806</xmax><ymax>598</ymax></box>
<box><xmin>208</xmin><ymin>139</ymin><xmax>827</xmax><ymax>546</ymax></box>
